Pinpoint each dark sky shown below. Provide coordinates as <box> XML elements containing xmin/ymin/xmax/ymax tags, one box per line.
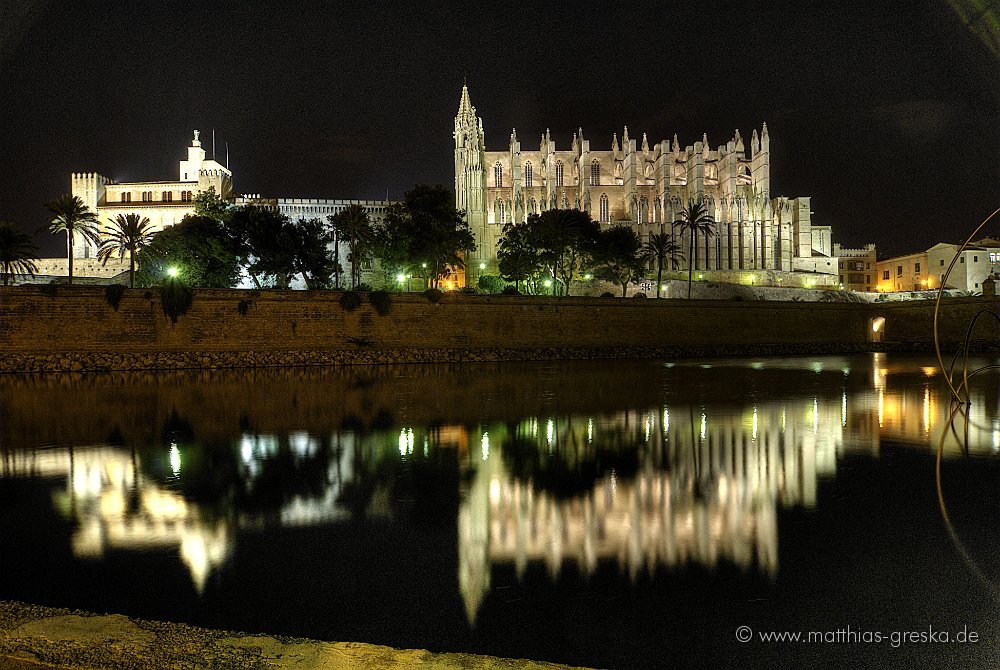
<box><xmin>2</xmin><ymin>1</ymin><xmax>999</xmax><ymax>258</ymax></box>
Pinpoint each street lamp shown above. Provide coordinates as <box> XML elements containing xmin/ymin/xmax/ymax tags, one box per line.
<box><xmin>166</xmin><ymin>266</ymin><xmax>178</xmax><ymax>278</ymax></box>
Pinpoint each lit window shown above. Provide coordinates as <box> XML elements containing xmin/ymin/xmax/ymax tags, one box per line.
<box><xmin>599</xmin><ymin>194</ymin><xmax>609</xmax><ymax>223</ymax></box>
<box><xmin>590</xmin><ymin>160</ymin><xmax>600</xmax><ymax>186</ymax></box>
<box><xmin>498</xmin><ymin>199</ymin><xmax>505</xmax><ymax>225</ymax></box>
<box><xmin>494</xmin><ymin>163</ymin><xmax>503</xmax><ymax>188</ymax></box>
<box><xmin>556</xmin><ymin>161</ymin><xmax>564</xmax><ymax>187</ymax></box>
<box><xmin>524</xmin><ymin>161</ymin><xmax>533</xmax><ymax>188</ymax></box>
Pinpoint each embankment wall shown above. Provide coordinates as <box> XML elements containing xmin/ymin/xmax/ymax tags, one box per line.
<box><xmin>0</xmin><ymin>286</ymin><xmax>996</xmax><ymax>372</ymax></box>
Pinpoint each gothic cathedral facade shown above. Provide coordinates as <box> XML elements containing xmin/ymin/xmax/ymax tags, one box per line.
<box><xmin>454</xmin><ymin>85</ymin><xmax>835</xmax><ymax>288</ymax></box>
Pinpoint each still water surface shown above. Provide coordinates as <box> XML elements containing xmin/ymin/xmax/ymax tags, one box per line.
<box><xmin>1</xmin><ymin>355</ymin><xmax>999</xmax><ymax>669</ymax></box>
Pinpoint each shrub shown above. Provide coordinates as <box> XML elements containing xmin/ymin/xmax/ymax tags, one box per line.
<box><xmin>369</xmin><ymin>290</ymin><xmax>392</xmax><ymax>316</ymax></box>
<box><xmin>477</xmin><ymin>274</ymin><xmax>506</xmax><ymax>294</ymax></box>
<box><xmin>105</xmin><ymin>284</ymin><xmax>126</xmax><ymax>310</ymax></box>
<box><xmin>237</xmin><ymin>299</ymin><xmax>254</xmax><ymax>316</ymax></box>
<box><xmin>633</xmin><ymin>292</ymin><xmax>647</xmax><ymax>299</ymax></box>
<box><xmin>160</xmin><ymin>281</ymin><xmax>193</xmax><ymax>324</ymax></box>
<box><xmin>339</xmin><ymin>291</ymin><xmax>362</xmax><ymax>312</ymax></box>
<box><xmin>355</xmin><ymin>282</ymin><xmax>373</xmax><ymax>292</ymax></box>
<box><xmin>501</xmin><ymin>286</ymin><xmax>520</xmax><ymax>295</ymax></box>
<box><xmin>600</xmin><ymin>292</ymin><xmax>616</xmax><ymax>298</ymax></box>
<box><xmin>423</xmin><ymin>288</ymin><xmax>444</xmax><ymax>304</ymax></box>
<box><xmin>459</xmin><ymin>286</ymin><xmax>477</xmax><ymax>295</ymax></box>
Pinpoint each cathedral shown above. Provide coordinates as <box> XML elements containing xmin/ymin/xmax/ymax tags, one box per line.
<box><xmin>454</xmin><ymin>85</ymin><xmax>836</xmax><ymax>288</ymax></box>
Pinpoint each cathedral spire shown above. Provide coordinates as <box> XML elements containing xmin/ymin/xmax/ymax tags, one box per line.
<box><xmin>458</xmin><ymin>84</ymin><xmax>474</xmax><ymax>117</ymax></box>
<box><xmin>612</xmin><ymin>133</ymin><xmax>620</xmax><ymax>154</ymax></box>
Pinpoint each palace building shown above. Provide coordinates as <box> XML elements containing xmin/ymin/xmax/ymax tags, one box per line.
<box><xmin>454</xmin><ymin>85</ymin><xmax>837</xmax><ymax>288</ymax></box>
<box><xmin>45</xmin><ymin>132</ymin><xmax>391</xmax><ymax>283</ymax></box>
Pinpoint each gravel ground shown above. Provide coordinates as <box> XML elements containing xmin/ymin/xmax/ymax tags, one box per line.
<box><xmin>0</xmin><ymin>601</ymin><xmax>592</xmax><ymax>670</ymax></box>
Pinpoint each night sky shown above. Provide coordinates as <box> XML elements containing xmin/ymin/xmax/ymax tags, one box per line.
<box><xmin>2</xmin><ymin>1</ymin><xmax>999</xmax><ymax>258</ymax></box>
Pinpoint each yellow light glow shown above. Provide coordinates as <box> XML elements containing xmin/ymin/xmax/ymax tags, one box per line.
<box><xmin>166</xmin><ymin>267</ymin><xmax>178</xmax><ymax>278</ymax></box>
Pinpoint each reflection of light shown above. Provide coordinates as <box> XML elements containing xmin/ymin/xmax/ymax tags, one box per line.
<box><xmin>169</xmin><ymin>443</ymin><xmax>181</xmax><ymax>476</ymax></box>
<box><xmin>663</xmin><ymin>407</ymin><xmax>669</xmax><ymax>434</ymax></box>
<box><xmin>842</xmin><ymin>390</ymin><xmax>847</xmax><ymax>427</ymax></box>
<box><xmin>489</xmin><ymin>479</ymin><xmax>501</xmax><ymax>505</ymax></box>
<box><xmin>700</xmin><ymin>413</ymin><xmax>707</xmax><ymax>441</ymax></box>
<box><xmin>921</xmin><ymin>367</ymin><xmax>937</xmax><ymax>377</ymax></box>
<box><xmin>878</xmin><ymin>389</ymin><xmax>884</xmax><ymax>428</ymax></box>
<box><xmin>481</xmin><ymin>432</ymin><xmax>489</xmax><ymax>461</ymax></box>
<box><xmin>994</xmin><ymin>423</ymin><xmax>999</xmax><ymax>453</ymax></box>
<box><xmin>752</xmin><ymin>407</ymin><xmax>758</xmax><ymax>441</ymax></box>
<box><xmin>923</xmin><ymin>387</ymin><xmax>930</xmax><ymax>433</ymax></box>
<box><xmin>644</xmin><ymin>416</ymin><xmax>651</xmax><ymax>442</ymax></box>
<box><xmin>399</xmin><ymin>428</ymin><xmax>415</xmax><ymax>457</ymax></box>
<box><xmin>780</xmin><ymin>408</ymin><xmax>786</xmax><ymax>432</ymax></box>
<box><xmin>813</xmin><ymin>398</ymin><xmax>818</xmax><ymax>434</ymax></box>
<box><xmin>546</xmin><ymin>419</ymin><xmax>555</xmax><ymax>447</ymax></box>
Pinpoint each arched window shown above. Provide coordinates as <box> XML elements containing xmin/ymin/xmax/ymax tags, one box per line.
<box><xmin>524</xmin><ymin>161</ymin><xmax>533</xmax><ymax>188</ymax></box>
<box><xmin>639</xmin><ymin>196</ymin><xmax>648</xmax><ymax>224</ymax></box>
<box><xmin>590</xmin><ymin>160</ymin><xmax>600</xmax><ymax>186</ymax></box>
<box><xmin>555</xmin><ymin>161</ymin><xmax>564</xmax><ymax>187</ymax></box>
<box><xmin>499</xmin><ymin>199</ymin><xmax>506</xmax><ymax>225</ymax></box>
<box><xmin>162</xmin><ymin>191</ymin><xmax>173</xmax><ymax>202</ymax></box>
<box><xmin>494</xmin><ymin>163</ymin><xmax>503</xmax><ymax>188</ymax></box>
<box><xmin>599</xmin><ymin>194</ymin><xmax>609</xmax><ymax>223</ymax></box>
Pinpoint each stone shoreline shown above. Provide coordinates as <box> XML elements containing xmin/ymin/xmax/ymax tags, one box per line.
<box><xmin>0</xmin><ymin>342</ymin><xmax>968</xmax><ymax>374</ymax></box>
<box><xmin>0</xmin><ymin>601</ymin><xmax>590</xmax><ymax>670</ymax></box>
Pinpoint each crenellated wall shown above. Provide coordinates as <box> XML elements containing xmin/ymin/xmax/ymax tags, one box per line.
<box><xmin>0</xmin><ymin>286</ymin><xmax>996</xmax><ymax>372</ymax></box>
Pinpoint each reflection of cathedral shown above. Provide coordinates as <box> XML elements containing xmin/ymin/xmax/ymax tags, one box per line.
<box><xmin>2</xmin><ymin>356</ymin><xmax>997</xmax><ymax>627</ymax></box>
<box><xmin>454</xmin><ymin>85</ymin><xmax>835</xmax><ymax>287</ymax></box>
<box><xmin>457</xmin><ymin>397</ymin><xmax>864</xmax><ymax>622</ymax></box>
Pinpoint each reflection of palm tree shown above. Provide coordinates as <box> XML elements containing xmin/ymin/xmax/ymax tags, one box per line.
<box><xmin>97</xmin><ymin>213</ymin><xmax>156</xmax><ymax>287</ymax></box>
<box><xmin>642</xmin><ymin>231</ymin><xmax>684</xmax><ymax>299</ymax></box>
<box><xmin>672</xmin><ymin>202</ymin><xmax>716</xmax><ymax>299</ymax></box>
<box><xmin>45</xmin><ymin>194</ymin><xmax>102</xmax><ymax>285</ymax></box>
<box><xmin>0</xmin><ymin>221</ymin><xmax>40</xmax><ymax>285</ymax></box>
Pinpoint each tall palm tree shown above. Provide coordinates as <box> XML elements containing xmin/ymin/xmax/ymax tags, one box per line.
<box><xmin>672</xmin><ymin>201</ymin><xmax>716</xmax><ymax>299</ymax></box>
<box><xmin>45</xmin><ymin>194</ymin><xmax>101</xmax><ymax>285</ymax></box>
<box><xmin>97</xmin><ymin>213</ymin><xmax>156</xmax><ymax>288</ymax></box>
<box><xmin>0</xmin><ymin>221</ymin><xmax>40</xmax><ymax>286</ymax></box>
<box><xmin>642</xmin><ymin>231</ymin><xmax>684</xmax><ymax>299</ymax></box>
<box><xmin>329</xmin><ymin>204</ymin><xmax>374</xmax><ymax>289</ymax></box>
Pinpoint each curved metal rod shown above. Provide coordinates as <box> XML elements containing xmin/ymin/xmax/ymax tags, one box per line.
<box><xmin>934</xmin><ymin>206</ymin><xmax>1000</xmax><ymax>402</ymax></box>
<box><xmin>935</xmin><ymin>401</ymin><xmax>1000</xmax><ymax>602</ymax></box>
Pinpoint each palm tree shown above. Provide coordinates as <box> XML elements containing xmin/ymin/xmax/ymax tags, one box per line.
<box><xmin>97</xmin><ymin>213</ymin><xmax>156</xmax><ymax>288</ymax></box>
<box><xmin>0</xmin><ymin>221</ymin><xmax>40</xmax><ymax>286</ymax></box>
<box><xmin>329</xmin><ymin>204</ymin><xmax>374</xmax><ymax>289</ymax></box>
<box><xmin>672</xmin><ymin>202</ymin><xmax>716</xmax><ymax>299</ymax></box>
<box><xmin>45</xmin><ymin>194</ymin><xmax>101</xmax><ymax>285</ymax></box>
<box><xmin>642</xmin><ymin>231</ymin><xmax>684</xmax><ymax>298</ymax></box>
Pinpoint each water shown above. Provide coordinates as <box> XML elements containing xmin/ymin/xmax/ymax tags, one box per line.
<box><xmin>1</xmin><ymin>355</ymin><xmax>999</xmax><ymax>669</ymax></box>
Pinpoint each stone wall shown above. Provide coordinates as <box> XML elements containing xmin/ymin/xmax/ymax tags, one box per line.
<box><xmin>0</xmin><ymin>286</ymin><xmax>996</xmax><ymax>372</ymax></box>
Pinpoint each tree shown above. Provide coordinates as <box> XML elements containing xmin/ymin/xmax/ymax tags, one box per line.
<box><xmin>97</xmin><ymin>213</ymin><xmax>156</xmax><ymax>288</ymax></box>
<box><xmin>592</xmin><ymin>226</ymin><xmax>647</xmax><ymax>297</ymax></box>
<box><xmin>496</xmin><ymin>220</ymin><xmax>543</xmax><ymax>292</ymax></box>
<box><xmin>642</xmin><ymin>231</ymin><xmax>684</xmax><ymax>298</ymax></box>
<box><xmin>673</xmin><ymin>202</ymin><xmax>716</xmax><ymax>299</ymax></box>
<box><xmin>192</xmin><ymin>186</ymin><xmax>233</xmax><ymax>224</ymax></box>
<box><xmin>228</xmin><ymin>206</ymin><xmax>298</xmax><ymax>288</ymax></box>
<box><xmin>375</xmin><ymin>185</ymin><xmax>476</xmax><ymax>289</ymax></box>
<box><xmin>328</xmin><ymin>204</ymin><xmax>375</xmax><ymax>289</ymax></box>
<box><xmin>0</xmin><ymin>221</ymin><xmax>39</xmax><ymax>286</ymax></box>
<box><xmin>45</xmin><ymin>194</ymin><xmax>101</xmax><ymax>285</ymax></box>
<box><xmin>288</xmin><ymin>218</ymin><xmax>336</xmax><ymax>289</ymax></box>
<box><xmin>137</xmin><ymin>215</ymin><xmax>241</xmax><ymax>288</ymax></box>
<box><xmin>530</xmin><ymin>208</ymin><xmax>599</xmax><ymax>296</ymax></box>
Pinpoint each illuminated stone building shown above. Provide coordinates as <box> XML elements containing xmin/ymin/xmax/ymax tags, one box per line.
<box><xmin>454</xmin><ymin>85</ymin><xmax>837</xmax><ymax>288</ymax></box>
<box><xmin>42</xmin><ymin>132</ymin><xmax>392</xmax><ymax>283</ymax></box>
